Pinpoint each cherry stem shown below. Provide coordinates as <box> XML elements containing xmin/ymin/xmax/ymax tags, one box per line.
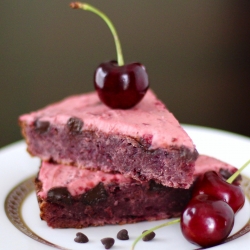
<box><xmin>70</xmin><ymin>2</ymin><xmax>124</xmax><ymax>66</ymax></box>
<box><xmin>131</xmin><ymin>159</ymin><xmax>250</xmax><ymax>250</ymax></box>
<box><xmin>227</xmin><ymin>159</ymin><xmax>250</xmax><ymax>184</ymax></box>
<box><xmin>131</xmin><ymin>218</ymin><xmax>180</xmax><ymax>250</ymax></box>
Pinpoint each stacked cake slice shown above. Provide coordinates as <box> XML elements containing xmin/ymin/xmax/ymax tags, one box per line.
<box><xmin>19</xmin><ymin>90</ymin><xmax>237</xmax><ymax>228</ymax></box>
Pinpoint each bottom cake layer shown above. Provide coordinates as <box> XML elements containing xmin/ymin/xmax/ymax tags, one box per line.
<box><xmin>35</xmin><ymin>155</ymin><xmax>238</xmax><ymax>228</ymax></box>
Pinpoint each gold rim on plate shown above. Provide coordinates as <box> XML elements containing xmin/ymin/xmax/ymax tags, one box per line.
<box><xmin>4</xmin><ymin>176</ymin><xmax>69</xmax><ymax>250</ymax></box>
<box><xmin>4</xmin><ymin>175</ymin><xmax>250</xmax><ymax>250</ymax></box>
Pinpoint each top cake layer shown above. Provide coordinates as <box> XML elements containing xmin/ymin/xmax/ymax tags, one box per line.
<box><xmin>19</xmin><ymin>90</ymin><xmax>195</xmax><ymax>150</ymax></box>
<box><xmin>19</xmin><ymin>89</ymin><xmax>198</xmax><ymax>188</ymax></box>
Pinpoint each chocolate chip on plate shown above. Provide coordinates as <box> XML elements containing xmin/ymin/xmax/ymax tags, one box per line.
<box><xmin>142</xmin><ymin>230</ymin><xmax>156</xmax><ymax>241</ymax></box>
<box><xmin>74</xmin><ymin>232</ymin><xmax>89</xmax><ymax>243</ymax></box>
<box><xmin>117</xmin><ymin>229</ymin><xmax>129</xmax><ymax>240</ymax></box>
<box><xmin>101</xmin><ymin>237</ymin><xmax>115</xmax><ymax>249</ymax></box>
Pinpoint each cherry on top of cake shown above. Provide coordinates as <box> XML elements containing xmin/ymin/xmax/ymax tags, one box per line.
<box><xmin>19</xmin><ymin>89</ymin><xmax>195</xmax><ymax>151</ymax></box>
<box><xmin>19</xmin><ymin>3</ymin><xmax>198</xmax><ymax>189</ymax></box>
<box><xmin>70</xmin><ymin>2</ymin><xmax>149</xmax><ymax>110</ymax></box>
<box><xmin>19</xmin><ymin>3</ymin><xmax>196</xmax><ymax>151</ymax></box>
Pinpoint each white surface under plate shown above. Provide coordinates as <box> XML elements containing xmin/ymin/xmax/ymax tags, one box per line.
<box><xmin>1</xmin><ymin>124</ymin><xmax>250</xmax><ymax>250</ymax></box>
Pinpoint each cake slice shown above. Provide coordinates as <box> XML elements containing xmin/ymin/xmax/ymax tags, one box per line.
<box><xmin>19</xmin><ymin>90</ymin><xmax>198</xmax><ymax>188</ymax></box>
<box><xmin>35</xmin><ymin>155</ymin><xmax>239</xmax><ymax>228</ymax></box>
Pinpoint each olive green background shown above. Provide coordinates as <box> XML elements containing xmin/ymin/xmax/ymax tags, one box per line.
<box><xmin>1</xmin><ymin>0</ymin><xmax>250</xmax><ymax>149</ymax></box>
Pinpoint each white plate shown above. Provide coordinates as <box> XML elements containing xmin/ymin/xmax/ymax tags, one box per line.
<box><xmin>1</xmin><ymin>124</ymin><xmax>250</xmax><ymax>250</ymax></box>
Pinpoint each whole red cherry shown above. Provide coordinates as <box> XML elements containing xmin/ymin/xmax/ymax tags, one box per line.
<box><xmin>181</xmin><ymin>194</ymin><xmax>234</xmax><ymax>248</ymax></box>
<box><xmin>71</xmin><ymin>2</ymin><xmax>149</xmax><ymax>109</ymax></box>
<box><xmin>94</xmin><ymin>61</ymin><xmax>149</xmax><ymax>109</ymax></box>
<box><xmin>131</xmin><ymin>160</ymin><xmax>250</xmax><ymax>250</ymax></box>
<box><xmin>193</xmin><ymin>171</ymin><xmax>245</xmax><ymax>213</ymax></box>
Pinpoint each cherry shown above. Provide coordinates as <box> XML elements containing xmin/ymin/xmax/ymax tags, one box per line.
<box><xmin>193</xmin><ymin>171</ymin><xmax>245</xmax><ymax>213</ymax></box>
<box><xmin>131</xmin><ymin>159</ymin><xmax>250</xmax><ymax>250</ymax></box>
<box><xmin>70</xmin><ymin>2</ymin><xmax>149</xmax><ymax>109</ymax></box>
<box><xmin>94</xmin><ymin>61</ymin><xmax>148</xmax><ymax>109</ymax></box>
<box><xmin>181</xmin><ymin>194</ymin><xmax>234</xmax><ymax>248</ymax></box>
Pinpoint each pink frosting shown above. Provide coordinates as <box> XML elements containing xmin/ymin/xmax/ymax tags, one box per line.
<box><xmin>194</xmin><ymin>155</ymin><xmax>236</xmax><ymax>176</ymax></box>
<box><xmin>19</xmin><ymin>89</ymin><xmax>195</xmax><ymax>150</ymax></box>
<box><xmin>38</xmin><ymin>161</ymin><xmax>132</xmax><ymax>198</ymax></box>
<box><xmin>38</xmin><ymin>155</ymin><xmax>236</xmax><ymax>198</ymax></box>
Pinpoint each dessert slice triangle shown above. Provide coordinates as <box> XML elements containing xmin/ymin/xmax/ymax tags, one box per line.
<box><xmin>19</xmin><ymin>89</ymin><xmax>198</xmax><ymax>188</ymax></box>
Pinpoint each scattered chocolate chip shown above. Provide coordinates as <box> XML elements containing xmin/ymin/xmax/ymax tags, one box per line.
<box><xmin>101</xmin><ymin>237</ymin><xmax>115</xmax><ymax>249</ymax></box>
<box><xmin>74</xmin><ymin>232</ymin><xmax>89</xmax><ymax>243</ymax></box>
<box><xmin>34</xmin><ymin>119</ymin><xmax>50</xmax><ymax>133</ymax></box>
<box><xmin>142</xmin><ymin>230</ymin><xmax>156</xmax><ymax>241</ymax></box>
<box><xmin>47</xmin><ymin>187</ymin><xmax>72</xmax><ymax>206</ymax></box>
<box><xmin>67</xmin><ymin>117</ymin><xmax>83</xmax><ymax>135</ymax></box>
<box><xmin>81</xmin><ymin>182</ymin><xmax>108</xmax><ymax>205</ymax></box>
<box><xmin>117</xmin><ymin>229</ymin><xmax>129</xmax><ymax>240</ymax></box>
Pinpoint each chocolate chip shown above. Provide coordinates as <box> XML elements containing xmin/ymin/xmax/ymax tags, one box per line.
<box><xmin>67</xmin><ymin>117</ymin><xmax>83</xmax><ymax>135</ymax></box>
<box><xmin>142</xmin><ymin>230</ymin><xmax>156</xmax><ymax>241</ymax></box>
<box><xmin>34</xmin><ymin>119</ymin><xmax>50</xmax><ymax>133</ymax></box>
<box><xmin>81</xmin><ymin>182</ymin><xmax>108</xmax><ymax>205</ymax></box>
<box><xmin>117</xmin><ymin>229</ymin><xmax>129</xmax><ymax>240</ymax></box>
<box><xmin>47</xmin><ymin>187</ymin><xmax>72</xmax><ymax>206</ymax></box>
<box><xmin>74</xmin><ymin>232</ymin><xmax>89</xmax><ymax>243</ymax></box>
<box><xmin>101</xmin><ymin>237</ymin><xmax>115</xmax><ymax>249</ymax></box>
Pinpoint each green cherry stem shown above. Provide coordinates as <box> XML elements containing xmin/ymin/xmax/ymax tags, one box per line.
<box><xmin>70</xmin><ymin>2</ymin><xmax>124</xmax><ymax>66</ymax></box>
<box><xmin>131</xmin><ymin>218</ymin><xmax>180</xmax><ymax>250</ymax></box>
<box><xmin>131</xmin><ymin>159</ymin><xmax>250</xmax><ymax>250</ymax></box>
<box><xmin>227</xmin><ymin>159</ymin><xmax>250</xmax><ymax>184</ymax></box>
